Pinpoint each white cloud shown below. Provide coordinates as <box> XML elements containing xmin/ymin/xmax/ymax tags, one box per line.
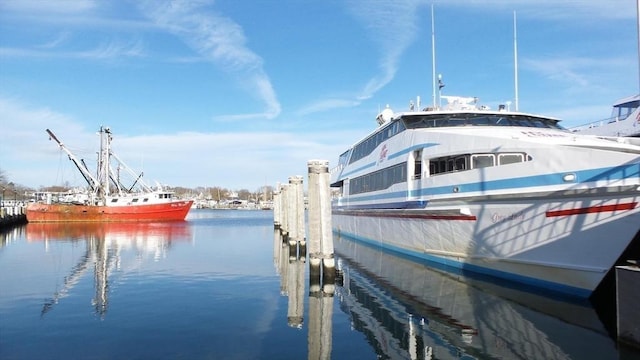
<box><xmin>433</xmin><ymin>0</ymin><xmax>635</xmax><ymax>21</ymax></box>
<box><xmin>523</xmin><ymin>55</ymin><xmax>636</xmax><ymax>95</ymax></box>
<box><xmin>296</xmin><ymin>0</ymin><xmax>428</xmax><ymax>116</ymax></box>
<box><xmin>296</xmin><ymin>98</ymin><xmax>361</xmax><ymax>116</ymax></box>
<box><xmin>0</xmin><ymin>96</ymin><xmax>349</xmax><ymax>190</ymax></box>
<box><xmin>347</xmin><ymin>0</ymin><xmax>425</xmax><ymax>99</ymax></box>
<box><xmin>138</xmin><ymin>0</ymin><xmax>281</xmax><ymax>120</ymax></box>
<box><xmin>0</xmin><ymin>0</ymin><xmax>98</xmax><ymax>14</ymax></box>
<box><xmin>0</xmin><ymin>39</ymin><xmax>145</xmax><ymax>61</ymax></box>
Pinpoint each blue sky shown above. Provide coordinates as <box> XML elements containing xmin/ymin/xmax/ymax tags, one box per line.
<box><xmin>1</xmin><ymin>0</ymin><xmax>638</xmax><ymax>192</ymax></box>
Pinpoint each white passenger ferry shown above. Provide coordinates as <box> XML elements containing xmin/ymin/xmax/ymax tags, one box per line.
<box><xmin>330</xmin><ymin>96</ymin><xmax>640</xmax><ymax>299</ymax></box>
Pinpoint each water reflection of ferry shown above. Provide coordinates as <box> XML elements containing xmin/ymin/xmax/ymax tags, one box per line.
<box><xmin>334</xmin><ymin>234</ymin><xmax>623</xmax><ymax>360</ymax></box>
<box><xmin>26</xmin><ymin>222</ymin><xmax>191</xmax><ymax>318</ymax></box>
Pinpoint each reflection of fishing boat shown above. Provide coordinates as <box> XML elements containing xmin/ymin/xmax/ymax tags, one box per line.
<box><xmin>26</xmin><ymin>221</ymin><xmax>192</xmax><ymax>243</ymax></box>
<box><xmin>330</xmin><ymin>95</ymin><xmax>640</xmax><ymax>299</ymax></box>
<box><xmin>29</xmin><ymin>222</ymin><xmax>191</xmax><ymax>318</ymax></box>
<box><xmin>334</xmin><ymin>235</ymin><xmax>620</xmax><ymax>359</ymax></box>
<box><xmin>26</xmin><ymin>127</ymin><xmax>193</xmax><ymax>222</ymax></box>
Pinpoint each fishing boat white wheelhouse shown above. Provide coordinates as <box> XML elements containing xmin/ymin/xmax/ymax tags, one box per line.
<box><xmin>330</xmin><ymin>96</ymin><xmax>640</xmax><ymax>299</ymax></box>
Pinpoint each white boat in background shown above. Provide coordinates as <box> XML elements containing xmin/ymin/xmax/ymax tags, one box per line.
<box><xmin>571</xmin><ymin>94</ymin><xmax>640</xmax><ymax>139</ymax></box>
<box><xmin>330</xmin><ymin>95</ymin><xmax>640</xmax><ymax>299</ymax></box>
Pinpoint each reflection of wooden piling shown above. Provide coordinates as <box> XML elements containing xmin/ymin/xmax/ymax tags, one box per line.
<box><xmin>616</xmin><ymin>265</ymin><xmax>640</xmax><ymax>347</ymax></box>
<box><xmin>308</xmin><ymin>279</ymin><xmax>334</xmax><ymax>360</ymax></box>
<box><xmin>287</xmin><ymin>255</ymin><xmax>305</xmax><ymax>329</ymax></box>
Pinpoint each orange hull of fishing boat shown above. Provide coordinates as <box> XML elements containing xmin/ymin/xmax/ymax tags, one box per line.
<box><xmin>26</xmin><ymin>200</ymin><xmax>193</xmax><ymax>222</ymax></box>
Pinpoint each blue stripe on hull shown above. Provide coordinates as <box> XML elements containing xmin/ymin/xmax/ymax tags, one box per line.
<box><xmin>333</xmin><ymin>229</ymin><xmax>593</xmax><ymax>299</ymax></box>
<box><xmin>337</xmin><ymin>163</ymin><xmax>640</xmax><ymax>208</ymax></box>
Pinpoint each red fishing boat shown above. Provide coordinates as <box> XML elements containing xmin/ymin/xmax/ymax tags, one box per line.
<box><xmin>26</xmin><ymin>127</ymin><xmax>193</xmax><ymax>222</ymax></box>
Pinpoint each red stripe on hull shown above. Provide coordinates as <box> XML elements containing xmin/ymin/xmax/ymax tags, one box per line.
<box><xmin>545</xmin><ymin>202</ymin><xmax>637</xmax><ymax>217</ymax></box>
<box><xmin>26</xmin><ymin>201</ymin><xmax>193</xmax><ymax>222</ymax></box>
<box><xmin>335</xmin><ymin>210</ymin><xmax>477</xmax><ymax>221</ymax></box>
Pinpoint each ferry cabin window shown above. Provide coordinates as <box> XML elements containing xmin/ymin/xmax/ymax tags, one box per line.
<box><xmin>402</xmin><ymin>114</ymin><xmax>565</xmax><ymax>130</ymax></box>
<box><xmin>498</xmin><ymin>153</ymin><xmax>524</xmax><ymax>165</ymax></box>
<box><xmin>338</xmin><ymin>150</ymin><xmax>351</xmax><ymax>168</ymax></box>
<box><xmin>349</xmin><ymin>162</ymin><xmax>407</xmax><ymax>195</ymax></box>
<box><xmin>614</xmin><ymin>100</ymin><xmax>640</xmax><ymax>120</ymax></box>
<box><xmin>471</xmin><ymin>154</ymin><xmax>495</xmax><ymax>168</ymax></box>
<box><xmin>413</xmin><ymin>150</ymin><xmax>422</xmax><ymax>179</ymax></box>
<box><xmin>429</xmin><ymin>152</ymin><xmax>527</xmax><ymax>176</ymax></box>
<box><xmin>349</xmin><ymin>120</ymin><xmax>406</xmax><ymax>164</ymax></box>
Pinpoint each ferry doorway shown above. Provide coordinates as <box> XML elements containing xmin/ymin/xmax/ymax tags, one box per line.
<box><xmin>407</xmin><ymin>149</ymin><xmax>422</xmax><ymax>199</ymax></box>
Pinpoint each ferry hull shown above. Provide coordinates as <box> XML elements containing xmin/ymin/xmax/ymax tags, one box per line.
<box><xmin>26</xmin><ymin>200</ymin><xmax>193</xmax><ymax>222</ymax></box>
<box><xmin>332</xmin><ymin>194</ymin><xmax>640</xmax><ymax>299</ymax></box>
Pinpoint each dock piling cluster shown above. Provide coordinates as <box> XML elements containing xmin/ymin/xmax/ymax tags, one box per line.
<box><xmin>273</xmin><ymin>160</ymin><xmax>335</xmax><ymax>356</ymax></box>
<box><xmin>273</xmin><ymin>161</ymin><xmax>335</xmax><ymax>285</ymax></box>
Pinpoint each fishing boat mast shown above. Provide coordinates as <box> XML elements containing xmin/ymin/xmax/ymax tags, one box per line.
<box><xmin>97</xmin><ymin>126</ymin><xmax>111</xmax><ymax>198</ymax></box>
<box><xmin>46</xmin><ymin>128</ymin><xmax>100</xmax><ymax>192</ymax></box>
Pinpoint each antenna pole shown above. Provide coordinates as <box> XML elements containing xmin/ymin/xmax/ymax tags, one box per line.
<box><xmin>513</xmin><ymin>11</ymin><xmax>519</xmax><ymax>111</ymax></box>
<box><xmin>431</xmin><ymin>4</ymin><xmax>437</xmax><ymax>108</ymax></box>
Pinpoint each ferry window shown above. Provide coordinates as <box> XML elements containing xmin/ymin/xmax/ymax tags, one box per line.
<box><xmin>413</xmin><ymin>150</ymin><xmax>422</xmax><ymax>179</ymax></box>
<box><xmin>447</xmin><ymin>117</ymin><xmax>467</xmax><ymax>126</ymax></box>
<box><xmin>495</xmin><ymin>117</ymin><xmax>513</xmax><ymax>126</ymax></box>
<box><xmin>402</xmin><ymin>114</ymin><xmax>565</xmax><ymax>130</ymax></box>
<box><xmin>349</xmin><ymin>162</ymin><xmax>407</xmax><ymax>195</ymax></box>
<box><xmin>616</xmin><ymin>100</ymin><xmax>639</xmax><ymax>120</ymax></box>
<box><xmin>470</xmin><ymin>116</ymin><xmax>491</xmax><ymax>126</ymax></box>
<box><xmin>447</xmin><ymin>158</ymin><xmax>455</xmax><ymax>171</ymax></box>
<box><xmin>471</xmin><ymin>154</ymin><xmax>495</xmax><ymax>169</ymax></box>
<box><xmin>455</xmin><ymin>156</ymin><xmax>468</xmax><ymax>171</ymax></box>
<box><xmin>427</xmin><ymin>152</ymin><xmax>527</xmax><ymax>177</ymax></box>
<box><xmin>498</xmin><ymin>153</ymin><xmax>524</xmax><ymax>165</ymax></box>
<box><xmin>338</xmin><ymin>150</ymin><xmax>351</xmax><ymax>167</ymax></box>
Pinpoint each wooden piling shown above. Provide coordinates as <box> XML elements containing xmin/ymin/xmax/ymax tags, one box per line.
<box><xmin>307</xmin><ymin>160</ymin><xmax>334</xmax><ymax>273</ymax></box>
<box><xmin>279</xmin><ymin>183</ymin><xmax>289</xmax><ymax>238</ymax></box>
<box><xmin>273</xmin><ymin>183</ymin><xmax>281</xmax><ymax>229</ymax></box>
<box><xmin>288</xmin><ymin>175</ymin><xmax>305</xmax><ymax>244</ymax></box>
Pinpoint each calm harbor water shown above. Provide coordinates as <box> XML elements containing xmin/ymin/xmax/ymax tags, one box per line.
<box><xmin>1</xmin><ymin>209</ymin><xmax>638</xmax><ymax>359</ymax></box>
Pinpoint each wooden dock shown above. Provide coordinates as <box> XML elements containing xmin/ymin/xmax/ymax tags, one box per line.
<box><xmin>0</xmin><ymin>205</ymin><xmax>27</xmax><ymax>230</ymax></box>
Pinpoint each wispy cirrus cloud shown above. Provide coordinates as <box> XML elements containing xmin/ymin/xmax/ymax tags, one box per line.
<box><xmin>523</xmin><ymin>55</ymin><xmax>635</xmax><ymax>94</ymax></box>
<box><xmin>0</xmin><ymin>0</ymin><xmax>98</xmax><ymax>14</ymax></box>
<box><xmin>0</xmin><ymin>39</ymin><xmax>145</xmax><ymax>61</ymax></box>
<box><xmin>138</xmin><ymin>0</ymin><xmax>281</xmax><ymax>120</ymax></box>
<box><xmin>347</xmin><ymin>0</ymin><xmax>427</xmax><ymax>100</ymax></box>
<box><xmin>296</xmin><ymin>98</ymin><xmax>361</xmax><ymax>117</ymax></box>
<box><xmin>299</xmin><ymin>0</ymin><xmax>428</xmax><ymax>116</ymax></box>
